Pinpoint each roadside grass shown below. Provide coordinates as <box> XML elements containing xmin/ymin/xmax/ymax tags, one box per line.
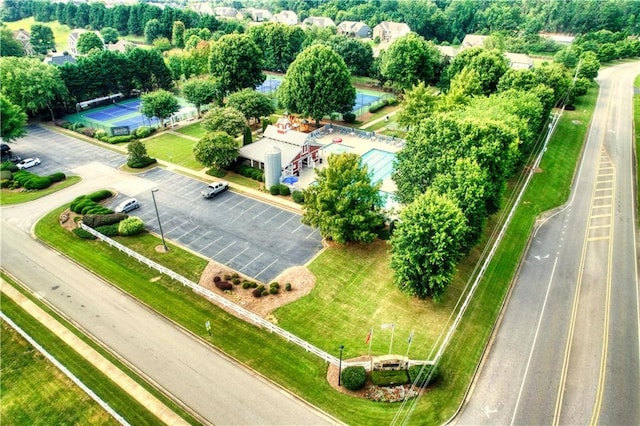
<box><xmin>174</xmin><ymin>122</ymin><xmax>205</xmax><ymax>139</ymax></box>
<box><xmin>2</xmin><ymin>18</ymin><xmax>71</xmax><ymax>51</ymax></box>
<box><xmin>0</xmin><ymin>176</ymin><xmax>81</xmax><ymax>205</ymax></box>
<box><xmin>635</xmin><ymin>75</ymin><xmax>640</xmax><ymax>221</ymax></box>
<box><xmin>1</xmin><ymin>273</ymin><xmax>201</xmax><ymax>425</ymax></box>
<box><xmin>0</xmin><ymin>317</ymin><xmax>119</xmax><ymax>425</ymax></box>
<box><xmin>143</xmin><ymin>133</ymin><xmax>202</xmax><ymax>170</ymax></box>
<box><xmin>221</xmin><ymin>171</ymin><xmax>262</xmax><ymax>189</ymax></box>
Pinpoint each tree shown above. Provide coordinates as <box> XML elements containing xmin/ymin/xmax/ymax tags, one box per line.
<box><xmin>0</xmin><ymin>95</ymin><xmax>27</xmax><ymax>142</ymax></box>
<box><xmin>302</xmin><ymin>153</ymin><xmax>384</xmax><ymax>244</ymax></box>
<box><xmin>578</xmin><ymin>51</ymin><xmax>600</xmax><ymax>81</ymax></box>
<box><xmin>226</xmin><ymin>88</ymin><xmax>275</xmax><ymax>124</ymax></box>
<box><xmin>144</xmin><ymin>18</ymin><xmax>163</xmax><ymax>45</ymax></box>
<box><xmin>140</xmin><ymin>89</ymin><xmax>179</xmax><ymax>128</ymax></box>
<box><xmin>442</xmin><ymin>47</ymin><xmax>509</xmax><ymax>95</ymax></box>
<box><xmin>100</xmin><ymin>27</ymin><xmax>119</xmax><ymax>45</ymax></box>
<box><xmin>391</xmin><ymin>189</ymin><xmax>468</xmax><ymax>301</ymax></box>
<box><xmin>127</xmin><ymin>48</ymin><xmax>173</xmax><ymax>92</ymax></box>
<box><xmin>193</xmin><ymin>131</ymin><xmax>239</xmax><ymax>170</ymax></box>
<box><xmin>172</xmin><ymin>20</ymin><xmax>185</xmax><ymax>48</ymax></box>
<box><xmin>1</xmin><ymin>27</ymin><xmax>25</xmax><ymax>57</ymax></box>
<box><xmin>278</xmin><ymin>44</ymin><xmax>355</xmax><ymax>126</ymax></box>
<box><xmin>396</xmin><ymin>82</ymin><xmax>438</xmax><ymax>128</ymax></box>
<box><xmin>326</xmin><ymin>35</ymin><xmax>374</xmax><ymax>76</ymax></box>
<box><xmin>201</xmin><ymin>106</ymin><xmax>247</xmax><ymax>138</ymax></box>
<box><xmin>182</xmin><ymin>78</ymin><xmax>223</xmax><ymax>116</ymax></box>
<box><xmin>126</xmin><ymin>140</ymin><xmax>154</xmax><ymax>168</ymax></box>
<box><xmin>30</xmin><ymin>24</ymin><xmax>55</xmax><ymax>54</ymax></box>
<box><xmin>0</xmin><ymin>57</ymin><xmax>68</xmax><ymax>121</ymax></box>
<box><xmin>76</xmin><ymin>32</ymin><xmax>104</xmax><ymax>55</ymax></box>
<box><xmin>248</xmin><ymin>23</ymin><xmax>305</xmax><ymax>73</ymax></box>
<box><xmin>380</xmin><ymin>33</ymin><xmax>443</xmax><ymax>91</ymax></box>
<box><xmin>209</xmin><ymin>34</ymin><xmax>265</xmax><ymax>95</ymax></box>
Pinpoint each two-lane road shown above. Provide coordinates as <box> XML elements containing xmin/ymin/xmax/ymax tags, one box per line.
<box><xmin>456</xmin><ymin>62</ymin><xmax>640</xmax><ymax>424</ymax></box>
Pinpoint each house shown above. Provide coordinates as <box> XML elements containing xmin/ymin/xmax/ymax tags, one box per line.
<box><xmin>337</xmin><ymin>21</ymin><xmax>371</xmax><ymax>38</ymax></box>
<box><xmin>539</xmin><ymin>33</ymin><xmax>575</xmax><ymax>45</ymax></box>
<box><xmin>460</xmin><ymin>34</ymin><xmax>489</xmax><ymax>49</ymax></box>
<box><xmin>436</xmin><ymin>45</ymin><xmax>458</xmax><ymax>60</ymax></box>
<box><xmin>213</xmin><ymin>6</ymin><xmax>239</xmax><ymax>19</ymax></box>
<box><xmin>105</xmin><ymin>39</ymin><xmax>133</xmax><ymax>53</ymax></box>
<box><xmin>504</xmin><ymin>52</ymin><xmax>534</xmax><ymax>70</ymax></box>
<box><xmin>188</xmin><ymin>2</ymin><xmax>214</xmax><ymax>15</ymax></box>
<box><xmin>243</xmin><ymin>7</ymin><xmax>272</xmax><ymax>22</ymax></box>
<box><xmin>302</xmin><ymin>16</ymin><xmax>336</xmax><ymax>28</ymax></box>
<box><xmin>43</xmin><ymin>51</ymin><xmax>77</xmax><ymax>66</ymax></box>
<box><xmin>271</xmin><ymin>10</ymin><xmax>298</xmax><ymax>26</ymax></box>
<box><xmin>372</xmin><ymin>21</ymin><xmax>411</xmax><ymax>43</ymax></box>
<box><xmin>239</xmin><ymin>118</ymin><xmax>322</xmax><ymax>176</ymax></box>
<box><xmin>68</xmin><ymin>29</ymin><xmax>89</xmax><ymax>56</ymax></box>
<box><xmin>13</xmin><ymin>28</ymin><xmax>34</xmax><ymax>55</ymax></box>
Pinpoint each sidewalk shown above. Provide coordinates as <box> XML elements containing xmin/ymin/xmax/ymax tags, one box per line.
<box><xmin>1</xmin><ymin>279</ymin><xmax>190</xmax><ymax>425</ymax></box>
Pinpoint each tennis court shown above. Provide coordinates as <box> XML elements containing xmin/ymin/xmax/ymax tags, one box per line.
<box><xmin>255</xmin><ymin>78</ymin><xmax>283</xmax><ymax>94</ymax></box>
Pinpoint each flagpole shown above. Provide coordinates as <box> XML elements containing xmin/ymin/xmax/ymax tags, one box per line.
<box><xmin>367</xmin><ymin>327</ymin><xmax>373</xmax><ymax>357</ymax></box>
<box><xmin>389</xmin><ymin>324</ymin><xmax>395</xmax><ymax>354</ymax></box>
<box><xmin>405</xmin><ymin>329</ymin><xmax>414</xmax><ymax>358</ymax></box>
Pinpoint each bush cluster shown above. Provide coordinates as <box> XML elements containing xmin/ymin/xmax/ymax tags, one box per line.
<box><xmin>1</xmin><ymin>161</ymin><xmax>18</xmax><ymax>172</ymax></box>
<box><xmin>48</xmin><ymin>172</ymin><xmax>66</xmax><ymax>182</ymax></box>
<box><xmin>270</xmin><ymin>184</ymin><xmax>291</xmax><ymax>196</ymax></box>
<box><xmin>12</xmin><ymin>170</ymin><xmax>53</xmax><ymax>190</ymax></box>
<box><xmin>407</xmin><ymin>364</ymin><xmax>440</xmax><ymax>388</ymax></box>
<box><xmin>135</xmin><ymin>126</ymin><xmax>152</xmax><ymax>138</ymax></box>
<box><xmin>87</xmin><ymin>189</ymin><xmax>114</xmax><ymax>202</ymax></box>
<box><xmin>95</xmin><ymin>223</ymin><xmax>119</xmax><ymax>236</ymax></box>
<box><xmin>215</xmin><ymin>280</ymin><xmax>233</xmax><ymax>291</ymax></box>
<box><xmin>268</xmin><ymin>282</ymin><xmax>280</xmax><ymax>295</ymax></box>
<box><xmin>128</xmin><ymin>156</ymin><xmax>157</xmax><ymax>169</ymax></box>
<box><xmin>232</xmin><ymin>164</ymin><xmax>264</xmax><ymax>182</ymax></box>
<box><xmin>370</xmin><ymin>370</ymin><xmax>410</xmax><ymax>387</ymax></box>
<box><xmin>206</xmin><ymin>167</ymin><xmax>226</xmax><ymax>178</ymax></box>
<box><xmin>341</xmin><ymin>366</ymin><xmax>367</xmax><ymax>391</ymax></box>
<box><xmin>82</xmin><ymin>213</ymin><xmax>128</xmax><ymax>228</ymax></box>
<box><xmin>70</xmin><ymin>195</ymin><xmax>113</xmax><ymax>215</ymax></box>
<box><xmin>106</xmin><ymin>135</ymin><xmax>134</xmax><ymax>144</ymax></box>
<box><xmin>252</xmin><ymin>288</ymin><xmax>262</xmax><ymax>298</ymax></box>
<box><xmin>285</xmin><ymin>282</ymin><xmax>292</xmax><ymax>291</ymax></box>
<box><xmin>343</xmin><ymin>112</ymin><xmax>356</xmax><ymax>123</ymax></box>
<box><xmin>118</xmin><ymin>216</ymin><xmax>145</xmax><ymax>236</ymax></box>
<box><xmin>72</xmin><ymin>227</ymin><xmax>96</xmax><ymax>240</ymax></box>
<box><xmin>291</xmin><ymin>190</ymin><xmax>305</xmax><ymax>204</ymax></box>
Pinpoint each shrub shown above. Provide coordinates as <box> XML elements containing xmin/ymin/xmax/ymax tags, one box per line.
<box><xmin>278</xmin><ymin>185</ymin><xmax>290</xmax><ymax>196</ymax></box>
<box><xmin>369</xmin><ymin>102</ymin><xmax>384</xmax><ymax>113</ymax></box>
<box><xmin>215</xmin><ymin>280</ymin><xmax>233</xmax><ymax>291</ymax></box>
<box><xmin>250</xmin><ymin>282</ymin><xmax>258</xmax><ymax>288</ymax></box>
<box><xmin>232</xmin><ymin>277</ymin><xmax>241</xmax><ymax>285</ymax></box>
<box><xmin>341</xmin><ymin>366</ymin><xmax>367</xmax><ymax>391</ymax></box>
<box><xmin>94</xmin><ymin>129</ymin><xmax>108</xmax><ymax>140</ymax></box>
<box><xmin>0</xmin><ymin>179</ymin><xmax>10</xmax><ymax>188</ymax></box>
<box><xmin>408</xmin><ymin>364</ymin><xmax>440</xmax><ymax>388</ymax></box>
<box><xmin>242</xmin><ymin>281</ymin><xmax>251</xmax><ymax>289</ymax></box>
<box><xmin>269</xmin><ymin>287</ymin><xmax>278</xmax><ymax>295</ymax></box>
<box><xmin>82</xmin><ymin>127</ymin><xmax>96</xmax><ymax>138</ymax></box>
<box><xmin>62</xmin><ymin>121</ymin><xmax>73</xmax><ymax>129</ymax></box>
<box><xmin>72</xmin><ymin>122</ymin><xmax>85</xmax><ymax>131</ymax></box>
<box><xmin>48</xmin><ymin>172</ymin><xmax>66</xmax><ymax>182</ymax></box>
<box><xmin>1</xmin><ymin>161</ymin><xmax>18</xmax><ymax>172</ymax></box>
<box><xmin>224</xmin><ymin>274</ymin><xmax>232</xmax><ymax>280</ymax></box>
<box><xmin>269</xmin><ymin>185</ymin><xmax>280</xmax><ymax>195</ymax></box>
<box><xmin>232</xmin><ymin>273</ymin><xmax>239</xmax><ymax>278</ymax></box>
<box><xmin>72</xmin><ymin>227</ymin><xmax>96</xmax><ymax>240</ymax></box>
<box><xmin>370</xmin><ymin>370</ymin><xmax>410</xmax><ymax>387</ymax></box>
<box><xmin>256</xmin><ymin>285</ymin><xmax>265</xmax><ymax>293</ymax></box>
<box><xmin>118</xmin><ymin>216</ymin><xmax>145</xmax><ymax>236</ymax></box>
<box><xmin>54</xmin><ymin>119</ymin><xmax>69</xmax><ymax>127</ymax></box>
<box><xmin>206</xmin><ymin>168</ymin><xmax>226</xmax><ymax>178</ymax></box>
<box><xmin>261</xmin><ymin>289</ymin><xmax>269</xmax><ymax>296</ymax></box>
<box><xmin>1</xmin><ymin>170</ymin><xmax>12</xmax><ymax>180</ymax></box>
<box><xmin>23</xmin><ymin>176</ymin><xmax>52</xmax><ymax>190</ymax></box>
<box><xmin>343</xmin><ymin>112</ymin><xmax>356</xmax><ymax>123</ymax></box>
<box><xmin>252</xmin><ymin>288</ymin><xmax>262</xmax><ymax>298</ymax></box>
<box><xmin>87</xmin><ymin>190</ymin><xmax>113</xmax><ymax>202</ymax></box>
<box><xmin>82</xmin><ymin>213</ymin><xmax>126</xmax><ymax>228</ymax></box>
<box><xmin>128</xmin><ymin>157</ymin><xmax>157</xmax><ymax>168</ymax></box>
<box><xmin>285</xmin><ymin>283</ymin><xmax>292</xmax><ymax>291</ymax></box>
<box><xmin>95</xmin><ymin>223</ymin><xmax>119</xmax><ymax>236</ymax></box>
<box><xmin>269</xmin><ymin>282</ymin><xmax>280</xmax><ymax>290</ymax></box>
<box><xmin>291</xmin><ymin>190</ymin><xmax>305</xmax><ymax>204</ymax></box>
<box><xmin>213</xmin><ymin>276</ymin><xmax>221</xmax><ymax>283</ymax></box>
<box><xmin>135</xmin><ymin>126</ymin><xmax>152</xmax><ymax>138</ymax></box>
<box><xmin>106</xmin><ymin>135</ymin><xmax>133</xmax><ymax>144</ymax></box>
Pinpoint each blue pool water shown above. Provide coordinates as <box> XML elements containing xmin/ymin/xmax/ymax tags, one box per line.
<box><xmin>360</xmin><ymin>148</ymin><xmax>395</xmax><ymax>183</ymax></box>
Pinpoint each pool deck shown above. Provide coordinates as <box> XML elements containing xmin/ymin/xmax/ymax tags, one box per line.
<box><xmin>296</xmin><ymin>131</ymin><xmax>401</xmax><ymax>194</ymax></box>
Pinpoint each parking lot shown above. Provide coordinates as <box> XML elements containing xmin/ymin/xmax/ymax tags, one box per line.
<box><xmin>14</xmin><ymin>126</ymin><xmax>324</xmax><ymax>283</ymax></box>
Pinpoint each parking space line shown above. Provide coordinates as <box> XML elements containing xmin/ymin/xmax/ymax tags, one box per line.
<box><xmin>278</xmin><ymin>215</ymin><xmax>296</xmax><ymax>229</ymax></box>
<box><xmin>214</xmin><ymin>240</ymin><xmax>236</xmax><ymax>257</ymax></box>
<box><xmin>190</xmin><ymin>230</ymin><xmax>211</xmax><ymax>245</ymax></box>
<box><xmin>291</xmin><ymin>223</ymin><xmax>306</xmax><ymax>234</ymax></box>
<box><xmin>255</xmin><ymin>258</ymin><xmax>279</xmax><ymax>281</ymax></box>
<box><xmin>239</xmin><ymin>253</ymin><xmax>263</xmax><ymax>272</ymax></box>
<box><xmin>201</xmin><ymin>235</ymin><xmax>223</xmax><ymax>252</ymax></box>
<box><xmin>263</xmin><ymin>210</ymin><xmax>284</xmax><ymax>224</ymax></box>
<box><xmin>227</xmin><ymin>247</ymin><xmax>249</xmax><ymax>264</ymax></box>
<box><xmin>252</xmin><ymin>206</ymin><xmax>272</xmax><ymax>219</ymax></box>
<box><xmin>305</xmin><ymin>228</ymin><xmax>319</xmax><ymax>239</ymax></box>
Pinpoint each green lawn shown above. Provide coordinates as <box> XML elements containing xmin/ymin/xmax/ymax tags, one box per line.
<box><xmin>142</xmin><ymin>133</ymin><xmax>202</xmax><ymax>170</ymax></box>
<box><xmin>0</xmin><ymin>176</ymin><xmax>81</xmax><ymax>205</ymax></box>
<box><xmin>2</xmin><ymin>18</ymin><xmax>71</xmax><ymax>52</ymax></box>
<box><xmin>174</xmin><ymin>122</ymin><xmax>205</xmax><ymax>139</ymax></box>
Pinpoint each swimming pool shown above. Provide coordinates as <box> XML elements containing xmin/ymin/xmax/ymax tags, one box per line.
<box><xmin>360</xmin><ymin>149</ymin><xmax>395</xmax><ymax>183</ymax></box>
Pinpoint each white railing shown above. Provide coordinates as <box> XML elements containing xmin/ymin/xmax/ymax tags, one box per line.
<box><xmin>80</xmin><ymin>223</ymin><xmax>342</xmax><ymax>366</ymax></box>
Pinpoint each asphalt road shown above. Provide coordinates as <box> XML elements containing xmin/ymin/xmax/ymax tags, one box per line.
<box><xmin>1</xmin><ymin>128</ymin><xmax>334</xmax><ymax>425</ymax></box>
<box><xmin>455</xmin><ymin>62</ymin><xmax>640</xmax><ymax>424</ymax></box>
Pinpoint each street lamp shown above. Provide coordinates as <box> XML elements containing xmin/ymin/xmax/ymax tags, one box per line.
<box><xmin>151</xmin><ymin>188</ymin><xmax>168</xmax><ymax>252</ymax></box>
<box><xmin>338</xmin><ymin>344</ymin><xmax>345</xmax><ymax>386</ymax></box>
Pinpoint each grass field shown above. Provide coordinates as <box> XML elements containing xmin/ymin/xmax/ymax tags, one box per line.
<box><xmin>174</xmin><ymin>122</ymin><xmax>205</xmax><ymax>139</ymax></box>
<box><xmin>2</xmin><ymin>18</ymin><xmax>71</xmax><ymax>52</ymax></box>
<box><xmin>0</xmin><ymin>176</ymin><xmax>81</xmax><ymax>205</ymax></box>
<box><xmin>143</xmin><ymin>133</ymin><xmax>202</xmax><ymax>170</ymax></box>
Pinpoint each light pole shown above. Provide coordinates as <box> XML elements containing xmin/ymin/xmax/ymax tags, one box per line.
<box><xmin>338</xmin><ymin>345</ymin><xmax>344</xmax><ymax>386</ymax></box>
<box><xmin>151</xmin><ymin>188</ymin><xmax>168</xmax><ymax>252</ymax></box>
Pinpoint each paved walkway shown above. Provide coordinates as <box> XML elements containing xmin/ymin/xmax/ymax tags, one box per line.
<box><xmin>1</xmin><ymin>278</ymin><xmax>190</xmax><ymax>426</ymax></box>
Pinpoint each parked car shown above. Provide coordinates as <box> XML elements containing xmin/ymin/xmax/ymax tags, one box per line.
<box><xmin>115</xmin><ymin>198</ymin><xmax>139</xmax><ymax>213</ymax></box>
<box><xmin>16</xmin><ymin>157</ymin><xmax>41</xmax><ymax>170</ymax></box>
<box><xmin>201</xmin><ymin>181</ymin><xmax>229</xmax><ymax>198</ymax></box>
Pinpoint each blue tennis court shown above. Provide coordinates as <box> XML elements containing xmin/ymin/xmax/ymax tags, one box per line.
<box><xmin>353</xmin><ymin>93</ymin><xmax>382</xmax><ymax>113</ymax></box>
<box><xmin>361</xmin><ymin>148</ymin><xmax>395</xmax><ymax>183</ymax></box>
<box><xmin>256</xmin><ymin>78</ymin><xmax>282</xmax><ymax>94</ymax></box>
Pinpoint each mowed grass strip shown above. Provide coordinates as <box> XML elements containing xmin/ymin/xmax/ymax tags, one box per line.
<box><xmin>0</xmin><ymin>318</ymin><xmax>119</xmax><ymax>426</ymax></box>
<box><xmin>174</xmin><ymin>122</ymin><xmax>206</xmax><ymax>139</ymax></box>
<box><xmin>143</xmin><ymin>133</ymin><xmax>202</xmax><ymax>170</ymax></box>
<box><xmin>0</xmin><ymin>176</ymin><xmax>81</xmax><ymax>205</ymax></box>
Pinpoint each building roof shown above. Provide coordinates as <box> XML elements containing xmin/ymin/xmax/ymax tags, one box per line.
<box><xmin>337</xmin><ymin>21</ymin><xmax>371</xmax><ymax>36</ymax></box>
<box><xmin>436</xmin><ymin>45</ymin><xmax>458</xmax><ymax>59</ymax></box>
<box><xmin>303</xmin><ymin>16</ymin><xmax>336</xmax><ymax>28</ymax></box>
<box><xmin>244</xmin><ymin>7</ymin><xmax>272</xmax><ymax>21</ymax></box>
<box><xmin>13</xmin><ymin>28</ymin><xmax>30</xmax><ymax>39</ymax></box>
<box><xmin>44</xmin><ymin>52</ymin><xmax>77</xmax><ymax>66</ymax></box>
<box><xmin>271</xmin><ymin>10</ymin><xmax>298</xmax><ymax>25</ymax></box>
<box><xmin>105</xmin><ymin>39</ymin><xmax>133</xmax><ymax>53</ymax></box>
<box><xmin>505</xmin><ymin>52</ymin><xmax>534</xmax><ymax>69</ymax></box>
<box><xmin>214</xmin><ymin>6</ymin><xmax>238</xmax><ymax>18</ymax></box>
<box><xmin>460</xmin><ymin>34</ymin><xmax>489</xmax><ymax>49</ymax></box>
<box><xmin>374</xmin><ymin>21</ymin><xmax>411</xmax><ymax>35</ymax></box>
<box><xmin>239</xmin><ymin>125</ymin><xmax>313</xmax><ymax>169</ymax></box>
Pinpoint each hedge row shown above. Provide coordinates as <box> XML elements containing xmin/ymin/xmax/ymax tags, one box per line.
<box><xmin>269</xmin><ymin>184</ymin><xmax>290</xmax><ymax>196</ymax></box>
<box><xmin>12</xmin><ymin>170</ymin><xmax>66</xmax><ymax>190</ymax></box>
<box><xmin>83</xmin><ymin>213</ymin><xmax>128</xmax><ymax>228</ymax></box>
<box><xmin>368</xmin><ymin>97</ymin><xmax>398</xmax><ymax>114</ymax></box>
<box><xmin>55</xmin><ymin>121</ymin><xmax>155</xmax><ymax>144</ymax></box>
<box><xmin>232</xmin><ymin>164</ymin><xmax>264</xmax><ymax>182</ymax></box>
<box><xmin>128</xmin><ymin>157</ymin><xmax>157</xmax><ymax>169</ymax></box>
<box><xmin>370</xmin><ymin>370</ymin><xmax>410</xmax><ymax>387</ymax></box>
<box><xmin>70</xmin><ymin>194</ymin><xmax>113</xmax><ymax>215</ymax></box>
